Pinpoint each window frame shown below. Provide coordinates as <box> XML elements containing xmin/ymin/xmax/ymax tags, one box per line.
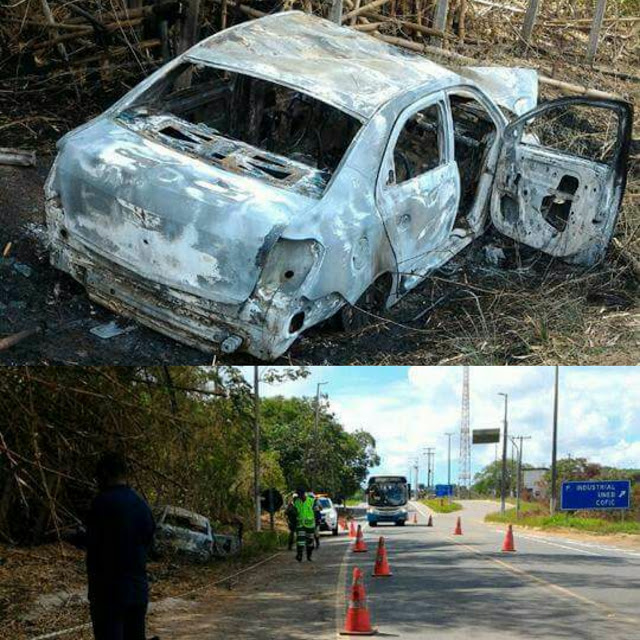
<box><xmin>381</xmin><ymin>92</ymin><xmax>451</xmax><ymax>189</ymax></box>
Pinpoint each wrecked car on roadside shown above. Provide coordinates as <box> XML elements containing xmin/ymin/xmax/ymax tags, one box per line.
<box><xmin>45</xmin><ymin>12</ymin><xmax>632</xmax><ymax>360</ymax></box>
<box><xmin>153</xmin><ymin>505</ymin><xmax>239</xmax><ymax>561</ymax></box>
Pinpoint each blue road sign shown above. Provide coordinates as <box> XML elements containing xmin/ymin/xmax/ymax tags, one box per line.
<box><xmin>561</xmin><ymin>480</ymin><xmax>631</xmax><ymax>511</ymax></box>
<box><xmin>435</xmin><ymin>484</ymin><xmax>454</xmax><ymax>497</ymax></box>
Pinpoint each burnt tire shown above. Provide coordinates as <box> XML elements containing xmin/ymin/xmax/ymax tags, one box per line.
<box><xmin>334</xmin><ymin>274</ymin><xmax>391</xmax><ymax>333</ymax></box>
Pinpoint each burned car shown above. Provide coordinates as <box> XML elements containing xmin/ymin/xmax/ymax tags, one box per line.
<box><xmin>45</xmin><ymin>12</ymin><xmax>632</xmax><ymax>360</ymax></box>
<box><xmin>153</xmin><ymin>505</ymin><xmax>240</xmax><ymax>561</ymax></box>
<box><xmin>153</xmin><ymin>505</ymin><xmax>214</xmax><ymax>561</ymax></box>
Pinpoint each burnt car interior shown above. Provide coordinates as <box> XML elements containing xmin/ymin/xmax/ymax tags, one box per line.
<box><xmin>448</xmin><ymin>94</ymin><xmax>497</xmax><ymax>227</ymax></box>
<box><xmin>118</xmin><ymin>63</ymin><xmax>361</xmax><ymax>197</ymax></box>
<box><xmin>392</xmin><ymin>104</ymin><xmax>443</xmax><ymax>183</ymax></box>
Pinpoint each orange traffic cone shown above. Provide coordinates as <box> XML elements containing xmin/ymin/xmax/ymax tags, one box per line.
<box><xmin>349</xmin><ymin>520</ymin><xmax>357</xmax><ymax>538</ymax></box>
<box><xmin>340</xmin><ymin>567</ymin><xmax>378</xmax><ymax>635</ymax></box>
<box><xmin>427</xmin><ymin>515</ymin><xmax>433</xmax><ymax>527</ymax></box>
<box><xmin>412</xmin><ymin>512</ymin><xmax>418</xmax><ymax>524</ymax></box>
<box><xmin>340</xmin><ymin>517</ymin><xmax>347</xmax><ymax>531</ymax></box>
<box><xmin>352</xmin><ymin>525</ymin><xmax>368</xmax><ymax>553</ymax></box>
<box><xmin>453</xmin><ymin>516</ymin><xmax>462</xmax><ymax>535</ymax></box>
<box><xmin>501</xmin><ymin>524</ymin><xmax>516</xmax><ymax>552</ymax></box>
<box><xmin>372</xmin><ymin>537</ymin><xmax>392</xmax><ymax>577</ymax></box>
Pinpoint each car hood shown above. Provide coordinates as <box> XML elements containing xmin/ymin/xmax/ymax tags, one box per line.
<box><xmin>50</xmin><ymin>118</ymin><xmax>317</xmax><ymax>305</ymax></box>
<box><xmin>460</xmin><ymin>66</ymin><xmax>538</xmax><ymax>116</ymax></box>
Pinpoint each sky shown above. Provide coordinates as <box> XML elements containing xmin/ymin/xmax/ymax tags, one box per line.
<box><xmin>250</xmin><ymin>366</ymin><xmax>640</xmax><ymax>486</ymax></box>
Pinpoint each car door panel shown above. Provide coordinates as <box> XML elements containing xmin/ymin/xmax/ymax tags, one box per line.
<box><xmin>376</xmin><ymin>92</ymin><xmax>460</xmax><ymax>286</ymax></box>
<box><xmin>490</xmin><ymin>97</ymin><xmax>632</xmax><ymax>265</ymax></box>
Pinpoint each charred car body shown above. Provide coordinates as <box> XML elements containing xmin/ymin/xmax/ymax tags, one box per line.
<box><xmin>46</xmin><ymin>12</ymin><xmax>632</xmax><ymax>360</ymax></box>
<box><xmin>153</xmin><ymin>505</ymin><xmax>239</xmax><ymax>561</ymax></box>
<box><xmin>153</xmin><ymin>505</ymin><xmax>213</xmax><ymax>561</ymax></box>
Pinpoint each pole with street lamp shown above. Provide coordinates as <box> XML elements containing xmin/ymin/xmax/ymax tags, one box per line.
<box><xmin>311</xmin><ymin>381</ymin><xmax>328</xmax><ymax>489</ymax></box>
<box><xmin>445</xmin><ymin>433</ymin><xmax>454</xmax><ymax>502</ymax></box>
<box><xmin>550</xmin><ymin>365</ymin><xmax>559</xmax><ymax>515</ymax></box>
<box><xmin>510</xmin><ymin>435</ymin><xmax>531</xmax><ymax>518</ymax></box>
<box><xmin>253</xmin><ymin>366</ymin><xmax>261</xmax><ymax>532</ymax></box>
<box><xmin>498</xmin><ymin>392</ymin><xmax>509</xmax><ymax>516</ymax></box>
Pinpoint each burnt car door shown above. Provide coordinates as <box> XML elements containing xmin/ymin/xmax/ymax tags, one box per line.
<box><xmin>377</xmin><ymin>92</ymin><xmax>460</xmax><ymax>289</ymax></box>
<box><xmin>490</xmin><ymin>97</ymin><xmax>632</xmax><ymax>265</ymax></box>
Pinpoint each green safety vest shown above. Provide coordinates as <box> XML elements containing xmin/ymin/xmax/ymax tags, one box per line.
<box><xmin>294</xmin><ymin>496</ymin><xmax>316</xmax><ymax>528</ymax></box>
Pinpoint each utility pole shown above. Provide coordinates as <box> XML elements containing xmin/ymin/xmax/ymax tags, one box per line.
<box><xmin>423</xmin><ymin>447</ymin><xmax>435</xmax><ymax>493</ymax></box>
<box><xmin>253</xmin><ymin>366</ymin><xmax>261</xmax><ymax>532</ymax></box>
<box><xmin>446</xmin><ymin>433</ymin><xmax>454</xmax><ymax>502</ymax></box>
<box><xmin>410</xmin><ymin>457</ymin><xmax>419</xmax><ymax>499</ymax></box>
<box><xmin>458</xmin><ymin>366</ymin><xmax>471</xmax><ymax>498</ymax></box>
<box><xmin>311</xmin><ymin>381</ymin><xmax>328</xmax><ymax>490</ymax></box>
<box><xmin>550</xmin><ymin>365</ymin><xmax>559</xmax><ymax>515</ymax></box>
<box><xmin>510</xmin><ymin>435</ymin><xmax>531</xmax><ymax>518</ymax></box>
<box><xmin>498</xmin><ymin>392</ymin><xmax>509</xmax><ymax>515</ymax></box>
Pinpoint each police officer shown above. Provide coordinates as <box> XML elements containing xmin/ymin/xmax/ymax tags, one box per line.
<box><xmin>293</xmin><ymin>487</ymin><xmax>316</xmax><ymax>562</ymax></box>
<box><xmin>285</xmin><ymin>493</ymin><xmax>298</xmax><ymax>551</ymax></box>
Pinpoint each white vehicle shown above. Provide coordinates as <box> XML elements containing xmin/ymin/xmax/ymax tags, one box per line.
<box><xmin>367</xmin><ymin>476</ymin><xmax>409</xmax><ymax>526</ymax></box>
<box><xmin>45</xmin><ymin>12</ymin><xmax>632</xmax><ymax>360</ymax></box>
<box><xmin>315</xmin><ymin>495</ymin><xmax>339</xmax><ymax>535</ymax></box>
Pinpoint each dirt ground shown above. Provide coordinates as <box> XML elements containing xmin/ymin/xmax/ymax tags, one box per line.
<box><xmin>0</xmin><ymin>541</ymin><xmax>296</xmax><ymax>640</ymax></box>
<box><xmin>0</xmin><ymin>533</ymin><xmax>347</xmax><ymax>640</ymax></box>
<box><xmin>1</xmin><ymin>45</ymin><xmax>639</xmax><ymax>365</ymax></box>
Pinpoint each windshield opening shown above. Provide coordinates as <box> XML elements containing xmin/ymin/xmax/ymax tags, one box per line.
<box><xmin>368</xmin><ymin>482</ymin><xmax>407</xmax><ymax>507</ymax></box>
<box><xmin>117</xmin><ymin>62</ymin><xmax>361</xmax><ymax>198</ymax></box>
<box><xmin>163</xmin><ymin>513</ymin><xmax>208</xmax><ymax>534</ymax></box>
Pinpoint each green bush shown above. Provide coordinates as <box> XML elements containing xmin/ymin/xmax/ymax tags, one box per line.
<box><xmin>421</xmin><ymin>498</ymin><xmax>463</xmax><ymax>513</ymax></box>
<box><xmin>486</xmin><ymin>508</ymin><xmax>640</xmax><ymax>535</ymax></box>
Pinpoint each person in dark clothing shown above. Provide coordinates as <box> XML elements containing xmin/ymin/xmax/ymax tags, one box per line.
<box><xmin>86</xmin><ymin>452</ymin><xmax>155</xmax><ymax>640</ymax></box>
<box><xmin>285</xmin><ymin>494</ymin><xmax>298</xmax><ymax>551</ymax></box>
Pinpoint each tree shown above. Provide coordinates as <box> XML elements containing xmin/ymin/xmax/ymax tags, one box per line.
<box><xmin>472</xmin><ymin>459</ymin><xmax>534</xmax><ymax>497</ymax></box>
<box><xmin>260</xmin><ymin>396</ymin><xmax>379</xmax><ymax>497</ymax></box>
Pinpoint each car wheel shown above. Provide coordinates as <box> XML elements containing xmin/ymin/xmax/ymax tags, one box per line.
<box><xmin>332</xmin><ymin>525</ymin><xmax>339</xmax><ymax>536</ymax></box>
<box><xmin>397</xmin><ymin>520</ymin><xmax>406</xmax><ymax>526</ymax></box>
<box><xmin>369</xmin><ymin>521</ymin><xmax>377</xmax><ymax>527</ymax></box>
<box><xmin>334</xmin><ymin>274</ymin><xmax>392</xmax><ymax>333</ymax></box>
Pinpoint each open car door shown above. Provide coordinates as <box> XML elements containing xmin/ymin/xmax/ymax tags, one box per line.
<box><xmin>490</xmin><ymin>97</ymin><xmax>632</xmax><ymax>265</ymax></box>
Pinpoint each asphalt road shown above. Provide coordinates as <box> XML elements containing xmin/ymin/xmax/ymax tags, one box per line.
<box><xmin>148</xmin><ymin>500</ymin><xmax>640</xmax><ymax>639</ymax></box>
<box><xmin>340</xmin><ymin>500</ymin><xmax>640</xmax><ymax>639</ymax></box>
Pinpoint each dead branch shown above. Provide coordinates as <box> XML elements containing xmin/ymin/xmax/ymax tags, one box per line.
<box><xmin>0</xmin><ymin>147</ymin><xmax>36</xmax><ymax>167</ymax></box>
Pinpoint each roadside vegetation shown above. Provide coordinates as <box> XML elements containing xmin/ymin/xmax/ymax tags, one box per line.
<box><xmin>474</xmin><ymin>457</ymin><xmax>640</xmax><ymax>536</ymax></box>
<box><xmin>0</xmin><ymin>366</ymin><xmax>380</xmax><ymax>546</ymax></box>
<box><xmin>421</xmin><ymin>498</ymin><xmax>463</xmax><ymax>513</ymax></box>
<box><xmin>486</xmin><ymin>509</ymin><xmax>640</xmax><ymax>535</ymax></box>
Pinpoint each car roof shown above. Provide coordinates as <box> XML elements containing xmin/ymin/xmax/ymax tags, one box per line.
<box><xmin>162</xmin><ymin>505</ymin><xmax>209</xmax><ymax>526</ymax></box>
<box><xmin>189</xmin><ymin>11</ymin><xmax>457</xmax><ymax>119</ymax></box>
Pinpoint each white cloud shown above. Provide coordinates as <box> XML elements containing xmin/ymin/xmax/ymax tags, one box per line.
<box><xmin>253</xmin><ymin>366</ymin><xmax>640</xmax><ymax>484</ymax></box>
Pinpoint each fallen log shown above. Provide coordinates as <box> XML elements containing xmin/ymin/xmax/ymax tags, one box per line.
<box><xmin>31</xmin><ymin>18</ymin><xmax>145</xmax><ymax>51</ymax></box>
<box><xmin>353</xmin><ymin>21</ymin><xmax>387</xmax><ymax>32</ymax></box>
<box><xmin>0</xmin><ymin>148</ymin><xmax>36</xmax><ymax>167</ymax></box>
<box><xmin>63</xmin><ymin>1</ymin><xmax>180</xmax><ymax>24</ymax></box>
<box><xmin>372</xmin><ymin>33</ymin><xmax>623</xmax><ymax>100</ymax></box>
<box><xmin>361</xmin><ymin>11</ymin><xmax>449</xmax><ymax>38</ymax></box>
<box><xmin>0</xmin><ymin>326</ymin><xmax>44</xmax><ymax>352</ymax></box>
<box><xmin>342</xmin><ymin>0</ymin><xmax>392</xmax><ymax>23</ymax></box>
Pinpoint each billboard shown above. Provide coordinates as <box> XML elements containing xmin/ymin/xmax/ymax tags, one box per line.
<box><xmin>472</xmin><ymin>428</ymin><xmax>500</xmax><ymax>444</ymax></box>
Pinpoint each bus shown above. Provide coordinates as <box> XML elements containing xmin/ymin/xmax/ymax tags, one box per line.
<box><xmin>366</xmin><ymin>475</ymin><xmax>409</xmax><ymax>526</ymax></box>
